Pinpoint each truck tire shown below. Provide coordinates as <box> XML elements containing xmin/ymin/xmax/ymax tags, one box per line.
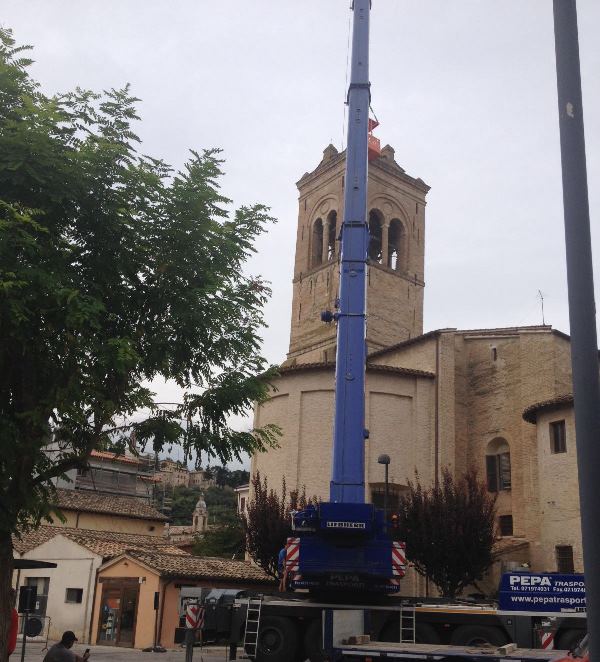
<box><xmin>450</xmin><ymin>625</ymin><xmax>509</xmax><ymax>647</ymax></box>
<box><xmin>556</xmin><ymin>629</ymin><xmax>585</xmax><ymax>651</ymax></box>
<box><xmin>304</xmin><ymin>619</ymin><xmax>325</xmax><ymax>662</ymax></box>
<box><xmin>253</xmin><ymin>616</ymin><xmax>300</xmax><ymax>662</ymax></box>
<box><xmin>416</xmin><ymin>624</ymin><xmax>441</xmax><ymax>644</ymax></box>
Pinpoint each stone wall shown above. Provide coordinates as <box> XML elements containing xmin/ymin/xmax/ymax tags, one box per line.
<box><xmin>535</xmin><ymin>405</ymin><xmax>582</xmax><ymax>572</ymax></box>
<box><xmin>251</xmin><ymin>366</ymin><xmax>435</xmax><ymax>501</ymax></box>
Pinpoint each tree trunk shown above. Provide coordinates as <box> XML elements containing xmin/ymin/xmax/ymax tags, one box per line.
<box><xmin>0</xmin><ymin>531</ymin><xmax>15</xmax><ymax>662</ymax></box>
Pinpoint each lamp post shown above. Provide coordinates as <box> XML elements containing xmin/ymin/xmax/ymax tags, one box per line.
<box><xmin>377</xmin><ymin>454</ymin><xmax>391</xmax><ymax>531</ymax></box>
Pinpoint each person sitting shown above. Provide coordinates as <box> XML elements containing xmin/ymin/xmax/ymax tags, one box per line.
<box><xmin>43</xmin><ymin>631</ymin><xmax>90</xmax><ymax>662</ymax></box>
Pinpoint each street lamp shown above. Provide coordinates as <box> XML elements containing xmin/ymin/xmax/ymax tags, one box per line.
<box><xmin>377</xmin><ymin>454</ymin><xmax>391</xmax><ymax>531</ymax></box>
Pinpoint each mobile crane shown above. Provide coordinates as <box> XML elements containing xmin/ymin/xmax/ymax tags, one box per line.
<box><xmin>282</xmin><ymin>0</ymin><xmax>406</xmax><ymax>596</ymax></box>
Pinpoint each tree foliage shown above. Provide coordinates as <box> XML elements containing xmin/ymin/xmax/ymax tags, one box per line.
<box><xmin>396</xmin><ymin>468</ymin><xmax>497</xmax><ymax>599</ymax></box>
<box><xmin>241</xmin><ymin>471</ymin><xmax>317</xmax><ymax>579</ymax></box>
<box><xmin>193</xmin><ymin>521</ymin><xmax>246</xmax><ymax>559</ymax></box>
<box><xmin>0</xmin><ymin>27</ymin><xmax>279</xmax><ymax>658</ymax></box>
<box><xmin>169</xmin><ymin>484</ymin><xmax>238</xmax><ymax>525</ymax></box>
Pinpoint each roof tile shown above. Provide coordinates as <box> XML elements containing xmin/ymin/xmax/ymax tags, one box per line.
<box><xmin>123</xmin><ymin>550</ymin><xmax>275</xmax><ymax>585</ymax></box>
<box><xmin>54</xmin><ymin>488</ymin><xmax>168</xmax><ymax>521</ymax></box>
<box><xmin>14</xmin><ymin>526</ymin><xmax>184</xmax><ymax>558</ymax></box>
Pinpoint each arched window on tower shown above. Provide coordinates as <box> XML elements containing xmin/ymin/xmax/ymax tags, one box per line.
<box><xmin>326</xmin><ymin>210</ymin><xmax>337</xmax><ymax>261</ymax></box>
<box><xmin>486</xmin><ymin>438</ymin><xmax>511</xmax><ymax>492</ymax></box>
<box><xmin>311</xmin><ymin>218</ymin><xmax>323</xmax><ymax>267</ymax></box>
<box><xmin>388</xmin><ymin>218</ymin><xmax>405</xmax><ymax>271</ymax></box>
<box><xmin>368</xmin><ymin>209</ymin><xmax>383</xmax><ymax>263</ymax></box>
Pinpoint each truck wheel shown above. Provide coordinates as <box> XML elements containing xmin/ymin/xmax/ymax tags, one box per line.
<box><xmin>416</xmin><ymin>623</ymin><xmax>441</xmax><ymax>644</ymax></box>
<box><xmin>556</xmin><ymin>629</ymin><xmax>585</xmax><ymax>651</ymax></box>
<box><xmin>253</xmin><ymin>616</ymin><xmax>300</xmax><ymax>662</ymax></box>
<box><xmin>450</xmin><ymin>625</ymin><xmax>509</xmax><ymax>647</ymax></box>
<box><xmin>304</xmin><ymin>619</ymin><xmax>325</xmax><ymax>662</ymax></box>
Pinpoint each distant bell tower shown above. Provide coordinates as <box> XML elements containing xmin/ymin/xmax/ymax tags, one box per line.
<box><xmin>286</xmin><ymin>143</ymin><xmax>430</xmax><ymax>365</ymax></box>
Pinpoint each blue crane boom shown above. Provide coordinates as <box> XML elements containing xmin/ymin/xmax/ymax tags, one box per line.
<box><xmin>330</xmin><ymin>0</ymin><xmax>371</xmax><ymax>505</ymax></box>
<box><xmin>286</xmin><ymin>0</ymin><xmax>406</xmax><ymax>595</ymax></box>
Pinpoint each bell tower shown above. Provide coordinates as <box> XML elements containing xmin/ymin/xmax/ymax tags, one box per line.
<box><xmin>286</xmin><ymin>143</ymin><xmax>430</xmax><ymax>364</ymax></box>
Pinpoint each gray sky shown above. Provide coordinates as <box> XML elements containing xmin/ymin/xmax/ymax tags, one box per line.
<box><xmin>4</xmin><ymin>1</ymin><xmax>600</xmax><ymax>466</ymax></box>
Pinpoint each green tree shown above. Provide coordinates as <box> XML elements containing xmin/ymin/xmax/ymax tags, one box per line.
<box><xmin>0</xmin><ymin>29</ymin><xmax>279</xmax><ymax>658</ymax></box>
<box><xmin>396</xmin><ymin>468</ymin><xmax>497</xmax><ymax>599</ymax></box>
<box><xmin>193</xmin><ymin>521</ymin><xmax>246</xmax><ymax>559</ymax></box>
<box><xmin>241</xmin><ymin>472</ymin><xmax>317</xmax><ymax>579</ymax></box>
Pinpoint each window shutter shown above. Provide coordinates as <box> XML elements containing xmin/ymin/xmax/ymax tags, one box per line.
<box><xmin>499</xmin><ymin>452</ymin><xmax>512</xmax><ymax>490</ymax></box>
<box><xmin>486</xmin><ymin>455</ymin><xmax>498</xmax><ymax>492</ymax></box>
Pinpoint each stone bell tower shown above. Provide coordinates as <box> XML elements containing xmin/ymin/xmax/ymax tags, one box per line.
<box><xmin>286</xmin><ymin>144</ymin><xmax>430</xmax><ymax>365</ymax></box>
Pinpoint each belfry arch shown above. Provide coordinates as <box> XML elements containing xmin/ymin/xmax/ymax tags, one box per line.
<box><xmin>311</xmin><ymin>218</ymin><xmax>324</xmax><ymax>268</ymax></box>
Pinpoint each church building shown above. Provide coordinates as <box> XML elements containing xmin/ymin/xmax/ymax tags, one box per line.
<box><xmin>251</xmin><ymin>144</ymin><xmax>582</xmax><ymax>593</ymax></box>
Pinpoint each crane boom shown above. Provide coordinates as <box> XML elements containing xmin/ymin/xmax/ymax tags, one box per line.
<box><xmin>286</xmin><ymin>0</ymin><xmax>406</xmax><ymax>595</ymax></box>
<box><xmin>330</xmin><ymin>0</ymin><xmax>371</xmax><ymax>504</ymax></box>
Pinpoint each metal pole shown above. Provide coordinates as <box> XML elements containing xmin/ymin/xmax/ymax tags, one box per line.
<box><xmin>383</xmin><ymin>464</ymin><xmax>389</xmax><ymax>530</ymax></box>
<box><xmin>553</xmin><ymin>2</ymin><xmax>600</xmax><ymax>657</ymax></box>
<box><xmin>20</xmin><ymin>612</ymin><xmax>28</xmax><ymax>662</ymax></box>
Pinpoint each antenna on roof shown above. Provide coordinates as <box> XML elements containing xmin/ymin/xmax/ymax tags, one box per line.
<box><xmin>538</xmin><ymin>289</ymin><xmax>546</xmax><ymax>326</ymax></box>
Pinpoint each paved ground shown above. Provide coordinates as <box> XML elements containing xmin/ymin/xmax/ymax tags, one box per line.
<box><xmin>17</xmin><ymin>641</ymin><xmax>232</xmax><ymax>662</ymax></box>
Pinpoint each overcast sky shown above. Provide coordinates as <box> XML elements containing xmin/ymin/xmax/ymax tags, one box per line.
<box><xmin>4</xmin><ymin>1</ymin><xmax>600</xmax><ymax>467</ymax></box>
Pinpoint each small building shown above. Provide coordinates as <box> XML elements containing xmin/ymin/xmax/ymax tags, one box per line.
<box><xmin>12</xmin><ymin>527</ymin><xmax>186</xmax><ymax>643</ymax></box>
<box><xmin>159</xmin><ymin>458</ymin><xmax>189</xmax><ymax>487</ymax></box>
<box><xmin>55</xmin><ymin>450</ymin><xmax>158</xmax><ymax>502</ymax></box>
<box><xmin>234</xmin><ymin>484</ymin><xmax>249</xmax><ymax>515</ymax></box>
<box><xmin>92</xmin><ymin>550</ymin><xmax>275</xmax><ymax>649</ymax></box>
<box><xmin>47</xmin><ymin>488</ymin><xmax>168</xmax><ymax>535</ymax></box>
<box><xmin>189</xmin><ymin>469</ymin><xmax>215</xmax><ymax>490</ymax></box>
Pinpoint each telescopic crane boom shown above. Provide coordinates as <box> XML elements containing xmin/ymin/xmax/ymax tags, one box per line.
<box><xmin>285</xmin><ymin>0</ymin><xmax>405</xmax><ymax>594</ymax></box>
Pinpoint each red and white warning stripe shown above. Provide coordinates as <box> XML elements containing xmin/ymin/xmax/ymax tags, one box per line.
<box><xmin>286</xmin><ymin>537</ymin><xmax>300</xmax><ymax>572</ymax></box>
<box><xmin>392</xmin><ymin>542</ymin><xmax>407</xmax><ymax>577</ymax></box>
<box><xmin>541</xmin><ymin>632</ymin><xmax>555</xmax><ymax>650</ymax></box>
<box><xmin>186</xmin><ymin>603</ymin><xmax>201</xmax><ymax>628</ymax></box>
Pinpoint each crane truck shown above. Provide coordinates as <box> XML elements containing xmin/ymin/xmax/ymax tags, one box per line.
<box><xmin>221</xmin><ymin>2</ymin><xmax>595</xmax><ymax>662</ymax></box>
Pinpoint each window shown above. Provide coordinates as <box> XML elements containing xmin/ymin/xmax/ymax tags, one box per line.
<box><xmin>240</xmin><ymin>497</ymin><xmax>246</xmax><ymax>511</ymax></box>
<box><xmin>486</xmin><ymin>439</ymin><xmax>511</xmax><ymax>492</ymax></box>
<box><xmin>388</xmin><ymin>219</ymin><xmax>405</xmax><ymax>271</ymax></box>
<box><xmin>491</xmin><ymin>346</ymin><xmax>497</xmax><ymax>361</ymax></box>
<box><xmin>550</xmin><ymin>420</ymin><xmax>567</xmax><ymax>454</ymax></box>
<box><xmin>65</xmin><ymin>588</ymin><xmax>83</xmax><ymax>604</ymax></box>
<box><xmin>326</xmin><ymin>211</ymin><xmax>337</xmax><ymax>261</ymax></box>
<box><xmin>499</xmin><ymin>515</ymin><xmax>513</xmax><ymax>537</ymax></box>
<box><xmin>368</xmin><ymin>210</ymin><xmax>383</xmax><ymax>263</ymax></box>
<box><xmin>311</xmin><ymin>218</ymin><xmax>324</xmax><ymax>267</ymax></box>
<box><xmin>556</xmin><ymin>545</ymin><xmax>574</xmax><ymax>573</ymax></box>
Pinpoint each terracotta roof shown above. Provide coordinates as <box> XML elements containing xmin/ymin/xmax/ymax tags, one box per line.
<box><xmin>523</xmin><ymin>394</ymin><xmax>574</xmax><ymax>424</ymax></box>
<box><xmin>54</xmin><ymin>488</ymin><xmax>168</xmax><ymax>521</ymax></box>
<box><xmin>121</xmin><ymin>550</ymin><xmax>275</xmax><ymax>585</ymax></box>
<box><xmin>13</xmin><ymin>526</ymin><xmax>185</xmax><ymax>558</ymax></box>
<box><xmin>90</xmin><ymin>450</ymin><xmax>143</xmax><ymax>465</ymax></box>
<box><xmin>279</xmin><ymin>361</ymin><xmax>434</xmax><ymax>379</ymax></box>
